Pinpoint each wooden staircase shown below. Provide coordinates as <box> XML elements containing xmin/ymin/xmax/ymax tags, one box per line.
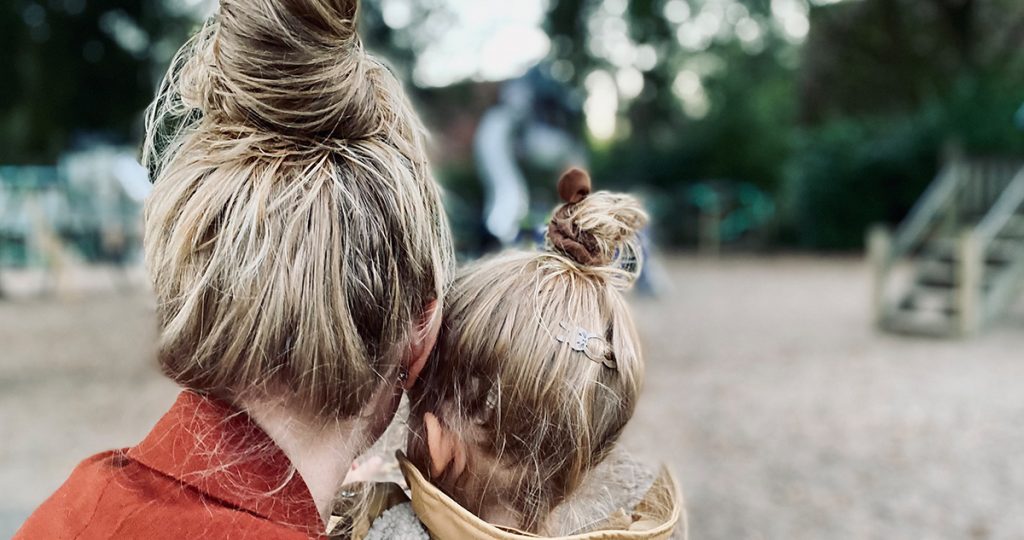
<box><xmin>869</xmin><ymin>157</ymin><xmax>1024</xmax><ymax>337</ymax></box>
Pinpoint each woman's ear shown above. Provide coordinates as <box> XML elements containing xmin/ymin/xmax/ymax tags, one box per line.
<box><xmin>424</xmin><ymin>412</ymin><xmax>467</xmax><ymax>479</ymax></box>
<box><xmin>404</xmin><ymin>299</ymin><xmax>441</xmax><ymax>390</ymax></box>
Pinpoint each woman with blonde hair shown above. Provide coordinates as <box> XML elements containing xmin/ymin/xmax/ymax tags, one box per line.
<box><xmin>356</xmin><ymin>169</ymin><xmax>684</xmax><ymax>539</ymax></box>
<box><xmin>16</xmin><ymin>0</ymin><xmax>452</xmax><ymax>538</ymax></box>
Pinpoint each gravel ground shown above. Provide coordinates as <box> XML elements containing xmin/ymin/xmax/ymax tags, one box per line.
<box><xmin>2</xmin><ymin>256</ymin><xmax>1024</xmax><ymax>539</ymax></box>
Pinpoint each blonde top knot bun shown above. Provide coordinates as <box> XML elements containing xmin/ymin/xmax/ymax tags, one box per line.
<box><xmin>188</xmin><ymin>0</ymin><xmax>388</xmax><ymax>140</ymax></box>
<box><xmin>139</xmin><ymin>0</ymin><xmax>454</xmax><ymax>422</ymax></box>
<box><xmin>546</xmin><ymin>168</ymin><xmax>649</xmax><ymax>289</ymax></box>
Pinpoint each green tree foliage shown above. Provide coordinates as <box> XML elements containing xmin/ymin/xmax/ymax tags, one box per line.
<box><xmin>5</xmin><ymin>0</ymin><xmax>1023</xmax><ymax>250</ymax></box>
<box><xmin>1</xmin><ymin>0</ymin><xmax>193</xmax><ymax>164</ymax></box>
<box><xmin>541</xmin><ymin>0</ymin><xmax>802</xmax><ymax>246</ymax></box>
<box><xmin>786</xmin><ymin>0</ymin><xmax>1024</xmax><ymax>248</ymax></box>
<box><xmin>362</xmin><ymin>0</ymin><xmax>1024</xmax><ymax>249</ymax></box>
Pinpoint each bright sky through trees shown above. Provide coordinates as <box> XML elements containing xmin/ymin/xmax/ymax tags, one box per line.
<box><xmin>25</xmin><ymin>0</ymin><xmax>852</xmax><ymax>144</ymax></box>
<box><xmin>155</xmin><ymin>0</ymin><xmax>851</xmax><ymax>141</ymax></box>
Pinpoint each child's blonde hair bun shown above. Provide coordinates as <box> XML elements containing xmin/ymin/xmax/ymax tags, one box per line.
<box><xmin>547</xmin><ymin>168</ymin><xmax>649</xmax><ymax>289</ymax></box>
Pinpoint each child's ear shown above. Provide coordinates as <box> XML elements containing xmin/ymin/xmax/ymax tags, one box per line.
<box><xmin>424</xmin><ymin>412</ymin><xmax>467</xmax><ymax>478</ymax></box>
<box><xmin>405</xmin><ymin>299</ymin><xmax>441</xmax><ymax>390</ymax></box>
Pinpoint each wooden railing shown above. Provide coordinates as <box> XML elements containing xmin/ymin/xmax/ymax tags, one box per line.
<box><xmin>869</xmin><ymin>157</ymin><xmax>1024</xmax><ymax>336</ymax></box>
<box><xmin>976</xmin><ymin>167</ymin><xmax>1024</xmax><ymax>245</ymax></box>
<box><xmin>888</xmin><ymin>165</ymin><xmax>961</xmax><ymax>261</ymax></box>
<box><xmin>965</xmin><ymin>166</ymin><xmax>1024</xmax><ymax>333</ymax></box>
<box><xmin>959</xmin><ymin>160</ymin><xmax>1024</xmax><ymax>222</ymax></box>
<box><xmin>869</xmin><ymin>163</ymin><xmax>963</xmax><ymax>325</ymax></box>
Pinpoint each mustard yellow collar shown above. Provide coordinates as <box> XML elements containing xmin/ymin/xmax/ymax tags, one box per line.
<box><xmin>397</xmin><ymin>453</ymin><xmax>684</xmax><ymax>540</ymax></box>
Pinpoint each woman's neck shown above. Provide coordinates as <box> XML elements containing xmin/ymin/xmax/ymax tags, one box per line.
<box><xmin>244</xmin><ymin>399</ymin><xmax>365</xmax><ymax>525</ymax></box>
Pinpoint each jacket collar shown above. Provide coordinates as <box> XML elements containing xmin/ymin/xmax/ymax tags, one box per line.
<box><xmin>397</xmin><ymin>453</ymin><xmax>683</xmax><ymax>540</ymax></box>
<box><xmin>128</xmin><ymin>390</ymin><xmax>323</xmax><ymax>535</ymax></box>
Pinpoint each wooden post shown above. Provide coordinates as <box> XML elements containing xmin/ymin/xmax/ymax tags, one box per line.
<box><xmin>957</xmin><ymin>229</ymin><xmax>983</xmax><ymax>337</ymax></box>
<box><xmin>941</xmin><ymin>144</ymin><xmax>964</xmax><ymax>235</ymax></box>
<box><xmin>698</xmin><ymin>200</ymin><xmax>721</xmax><ymax>258</ymax></box>
<box><xmin>867</xmin><ymin>225</ymin><xmax>892</xmax><ymax>328</ymax></box>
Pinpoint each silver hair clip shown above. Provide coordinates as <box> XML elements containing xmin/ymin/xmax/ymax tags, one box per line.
<box><xmin>556</xmin><ymin>321</ymin><xmax>617</xmax><ymax>369</ymax></box>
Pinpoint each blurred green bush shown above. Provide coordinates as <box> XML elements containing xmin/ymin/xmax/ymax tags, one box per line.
<box><xmin>782</xmin><ymin>74</ymin><xmax>1024</xmax><ymax>250</ymax></box>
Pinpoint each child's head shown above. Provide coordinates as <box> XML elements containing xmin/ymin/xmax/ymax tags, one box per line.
<box><xmin>407</xmin><ymin>169</ymin><xmax>648</xmax><ymax>533</ymax></box>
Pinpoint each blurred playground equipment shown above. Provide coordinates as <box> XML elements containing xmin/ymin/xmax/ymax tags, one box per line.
<box><xmin>473</xmin><ymin>66</ymin><xmax>693</xmax><ymax>295</ymax></box>
<box><xmin>870</xmin><ymin>152</ymin><xmax>1024</xmax><ymax>337</ymax></box>
<box><xmin>681</xmin><ymin>181</ymin><xmax>776</xmax><ymax>256</ymax></box>
<box><xmin>474</xmin><ymin>66</ymin><xmax>586</xmax><ymax>249</ymax></box>
<box><xmin>0</xmin><ymin>147</ymin><xmax>149</xmax><ymax>297</ymax></box>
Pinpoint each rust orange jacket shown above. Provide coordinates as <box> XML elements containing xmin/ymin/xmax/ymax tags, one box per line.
<box><xmin>15</xmin><ymin>391</ymin><xmax>325</xmax><ymax>539</ymax></box>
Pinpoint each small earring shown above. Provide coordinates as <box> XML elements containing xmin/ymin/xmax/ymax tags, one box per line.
<box><xmin>398</xmin><ymin>368</ymin><xmax>409</xmax><ymax>385</ymax></box>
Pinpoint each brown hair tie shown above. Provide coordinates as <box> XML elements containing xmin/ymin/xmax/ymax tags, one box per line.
<box><xmin>558</xmin><ymin>168</ymin><xmax>591</xmax><ymax>204</ymax></box>
<box><xmin>548</xmin><ymin>168</ymin><xmax>607</xmax><ymax>266</ymax></box>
